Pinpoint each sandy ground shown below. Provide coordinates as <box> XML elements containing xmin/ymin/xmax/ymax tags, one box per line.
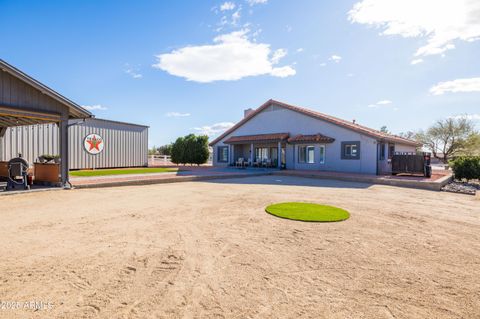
<box><xmin>0</xmin><ymin>176</ymin><xmax>479</xmax><ymax>319</ymax></box>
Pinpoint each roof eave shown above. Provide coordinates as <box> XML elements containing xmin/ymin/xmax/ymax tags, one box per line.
<box><xmin>0</xmin><ymin>59</ymin><xmax>92</xmax><ymax>119</ymax></box>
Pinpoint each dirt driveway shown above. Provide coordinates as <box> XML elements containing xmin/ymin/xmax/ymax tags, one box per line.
<box><xmin>0</xmin><ymin>176</ymin><xmax>479</xmax><ymax>318</ymax></box>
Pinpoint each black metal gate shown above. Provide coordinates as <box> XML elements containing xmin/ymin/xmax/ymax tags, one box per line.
<box><xmin>391</xmin><ymin>152</ymin><xmax>432</xmax><ymax>177</ymax></box>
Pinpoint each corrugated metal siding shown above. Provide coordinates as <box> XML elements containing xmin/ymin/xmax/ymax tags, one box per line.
<box><xmin>0</xmin><ymin>119</ymin><xmax>148</xmax><ymax>169</ymax></box>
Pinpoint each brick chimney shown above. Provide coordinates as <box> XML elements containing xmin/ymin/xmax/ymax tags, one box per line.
<box><xmin>244</xmin><ymin>108</ymin><xmax>254</xmax><ymax>118</ymax></box>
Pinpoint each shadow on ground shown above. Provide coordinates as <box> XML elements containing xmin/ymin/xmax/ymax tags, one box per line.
<box><xmin>204</xmin><ymin>174</ymin><xmax>373</xmax><ymax>189</ymax></box>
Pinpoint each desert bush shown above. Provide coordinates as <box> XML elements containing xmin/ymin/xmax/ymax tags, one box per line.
<box><xmin>450</xmin><ymin>156</ymin><xmax>480</xmax><ymax>181</ymax></box>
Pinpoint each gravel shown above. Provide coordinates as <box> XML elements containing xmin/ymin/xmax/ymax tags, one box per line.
<box><xmin>442</xmin><ymin>180</ymin><xmax>480</xmax><ymax>195</ymax></box>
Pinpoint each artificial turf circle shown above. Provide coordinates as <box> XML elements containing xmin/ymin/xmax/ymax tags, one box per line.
<box><xmin>265</xmin><ymin>202</ymin><xmax>350</xmax><ymax>222</ymax></box>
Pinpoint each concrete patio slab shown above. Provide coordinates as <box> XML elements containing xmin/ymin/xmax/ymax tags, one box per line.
<box><xmin>274</xmin><ymin>170</ymin><xmax>453</xmax><ymax>191</ymax></box>
<box><xmin>71</xmin><ymin>167</ymin><xmax>276</xmax><ymax>189</ymax></box>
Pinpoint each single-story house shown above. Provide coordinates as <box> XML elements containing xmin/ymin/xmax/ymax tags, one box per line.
<box><xmin>209</xmin><ymin>99</ymin><xmax>421</xmax><ymax>175</ymax></box>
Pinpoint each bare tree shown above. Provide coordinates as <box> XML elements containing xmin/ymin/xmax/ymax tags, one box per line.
<box><xmin>415</xmin><ymin>116</ymin><xmax>478</xmax><ymax>163</ymax></box>
<box><xmin>399</xmin><ymin>131</ymin><xmax>416</xmax><ymax>140</ymax></box>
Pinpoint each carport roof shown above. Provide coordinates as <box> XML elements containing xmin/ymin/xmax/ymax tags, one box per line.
<box><xmin>0</xmin><ymin>59</ymin><xmax>92</xmax><ymax>119</ymax></box>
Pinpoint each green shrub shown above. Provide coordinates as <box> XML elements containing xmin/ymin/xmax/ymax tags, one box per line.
<box><xmin>450</xmin><ymin>156</ymin><xmax>480</xmax><ymax>181</ymax></box>
<box><xmin>171</xmin><ymin>134</ymin><xmax>209</xmax><ymax>165</ymax></box>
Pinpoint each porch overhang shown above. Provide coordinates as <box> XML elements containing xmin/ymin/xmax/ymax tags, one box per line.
<box><xmin>288</xmin><ymin>133</ymin><xmax>335</xmax><ymax>144</ymax></box>
<box><xmin>223</xmin><ymin>133</ymin><xmax>290</xmax><ymax>144</ymax></box>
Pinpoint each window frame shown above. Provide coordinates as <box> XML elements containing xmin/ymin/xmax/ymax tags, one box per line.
<box><xmin>319</xmin><ymin>145</ymin><xmax>326</xmax><ymax>164</ymax></box>
<box><xmin>379</xmin><ymin>143</ymin><xmax>386</xmax><ymax>160</ymax></box>
<box><xmin>298</xmin><ymin>145</ymin><xmax>315</xmax><ymax>164</ymax></box>
<box><xmin>341</xmin><ymin>141</ymin><xmax>361</xmax><ymax>160</ymax></box>
<box><xmin>217</xmin><ymin>146</ymin><xmax>229</xmax><ymax>163</ymax></box>
<box><xmin>388</xmin><ymin>144</ymin><xmax>395</xmax><ymax>159</ymax></box>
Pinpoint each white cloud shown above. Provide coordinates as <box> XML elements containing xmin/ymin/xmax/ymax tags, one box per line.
<box><xmin>430</xmin><ymin>77</ymin><xmax>480</xmax><ymax>95</ymax></box>
<box><xmin>270</xmin><ymin>66</ymin><xmax>296</xmax><ymax>78</ymax></box>
<box><xmin>296</xmin><ymin>48</ymin><xmax>304</xmax><ymax>53</ymax></box>
<box><xmin>319</xmin><ymin>62</ymin><xmax>327</xmax><ymax>67</ymax></box>
<box><xmin>377</xmin><ymin>100</ymin><xmax>392</xmax><ymax>105</ymax></box>
<box><xmin>153</xmin><ymin>29</ymin><xmax>296</xmax><ymax>83</ymax></box>
<box><xmin>348</xmin><ymin>0</ymin><xmax>480</xmax><ymax>58</ymax></box>
<box><xmin>165</xmin><ymin>112</ymin><xmax>191</xmax><ymax>117</ymax></box>
<box><xmin>246</xmin><ymin>0</ymin><xmax>267</xmax><ymax>5</ymax></box>
<box><xmin>368</xmin><ymin>100</ymin><xmax>393</xmax><ymax>108</ymax></box>
<box><xmin>220</xmin><ymin>1</ymin><xmax>236</xmax><ymax>11</ymax></box>
<box><xmin>411</xmin><ymin>58</ymin><xmax>423</xmax><ymax>65</ymax></box>
<box><xmin>286</xmin><ymin>25</ymin><xmax>292</xmax><ymax>32</ymax></box>
<box><xmin>82</xmin><ymin>104</ymin><xmax>107</xmax><ymax>111</ymax></box>
<box><xmin>193</xmin><ymin>122</ymin><xmax>235</xmax><ymax>136</ymax></box>
<box><xmin>231</xmin><ymin>9</ymin><xmax>241</xmax><ymax>25</ymax></box>
<box><xmin>329</xmin><ymin>55</ymin><xmax>342</xmax><ymax>63</ymax></box>
<box><xmin>124</xmin><ymin>64</ymin><xmax>143</xmax><ymax>79</ymax></box>
<box><xmin>271</xmin><ymin>48</ymin><xmax>287</xmax><ymax>64</ymax></box>
<box><xmin>450</xmin><ymin>114</ymin><xmax>480</xmax><ymax>121</ymax></box>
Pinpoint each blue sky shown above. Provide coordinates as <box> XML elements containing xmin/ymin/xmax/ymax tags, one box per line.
<box><xmin>1</xmin><ymin>0</ymin><xmax>479</xmax><ymax>146</ymax></box>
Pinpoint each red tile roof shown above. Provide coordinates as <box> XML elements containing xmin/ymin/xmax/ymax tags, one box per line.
<box><xmin>223</xmin><ymin>133</ymin><xmax>289</xmax><ymax>144</ymax></box>
<box><xmin>288</xmin><ymin>133</ymin><xmax>335</xmax><ymax>144</ymax></box>
<box><xmin>210</xmin><ymin>99</ymin><xmax>421</xmax><ymax>146</ymax></box>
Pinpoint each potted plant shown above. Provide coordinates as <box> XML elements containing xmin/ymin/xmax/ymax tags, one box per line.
<box><xmin>42</xmin><ymin>154</ymin><xmax>55</xmax><ymax>163</ymax></box>
<box><xmin>34</xmin><ymin>154</ymin><xmax>61</xmax><ymax>185</ymax></box>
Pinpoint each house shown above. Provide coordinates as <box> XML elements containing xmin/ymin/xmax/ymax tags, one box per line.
<box><xmin>209</xmin><ymin>99</ymin><xmax>421</xmax><ymax>175</ymax></box>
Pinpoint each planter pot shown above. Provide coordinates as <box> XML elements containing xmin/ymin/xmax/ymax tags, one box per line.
<box><xmin>0</xmin><ymin>161</ymin><xmax>7</xmax><ymax>177</ymax></box>
<box><xmin>34</xmin><ymin>163</ymin><xmax>60</xmax><ymax>184</ymax></box>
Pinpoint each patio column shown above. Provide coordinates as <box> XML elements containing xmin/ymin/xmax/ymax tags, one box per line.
<box><xmin>59</xmin><ymin>116</ymin><xmax>69</xmax><ymax>188</ymax></box>
<box><xmin>277</xmin><ymin>141</ymin><xmax>282</xmax><ymax>168</ymax></box>
<box><xmin>250</xmin><ymin>143</ymin><xmax>254</xmax><ymax>163</ymax></box>
<box><xmin>230</xmin><ymin>144</ymin><xmax>234</xmax><ymax>165</ymax></box>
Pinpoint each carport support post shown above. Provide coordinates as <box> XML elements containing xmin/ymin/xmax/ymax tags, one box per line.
<box><xmin>59</xmin><ymin>117</ymin><xmax>70</xmax><ymax>188</ymax></box>
<box><xmin>250</xmin><ymin>143</ymin><xmax>254</xmax><ymax>163</ymax></box>
<box><xmin>277</xmin><ymin>142</ymin><xmax>282</xmax><ymax>168</ymax></box>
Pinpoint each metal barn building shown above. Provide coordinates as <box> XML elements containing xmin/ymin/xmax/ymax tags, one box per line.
<box><xmin>0</xmin><ymin>118</ymin><xmax>149</xmax><ymax>169</ymax></box>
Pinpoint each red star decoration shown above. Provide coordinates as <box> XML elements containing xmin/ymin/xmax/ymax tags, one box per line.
<box><xmin>87</xmin><ymin>136</ymin><xmax>102</xmax><ymax>151</ymax></box>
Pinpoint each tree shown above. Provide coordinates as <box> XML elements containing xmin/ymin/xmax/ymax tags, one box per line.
<box><xmin>193</xmin><ymin>135</ymin><xmax>210</xmax><ymax>165</ymax></box>
<box><xmin>171</xmin><ymin>136</ymin><xmax>186</xmax><ymax>165</ymax></box>
<box><xmin>148</xmin><ymin>146</ymin><xmax>157</xmax><ymax>155</ymax></box>
<box><xmin>463</xmin><ymin>133</ymin><xmax>480</xmax><ymax>156</ymax></box>
<box><xmin>380</xmin><ymin>126</ymin><xmax>390</xmax><ymax>134</ymax></box>
<box><xmin>399</xmin><ymin>131</ymin><xmax>416</xmax><ymax>140</ymax></box>
<box><xmin>170</xmin><ymin>134</ymin><xmax>210</xmax><ymax>165</ymax></box>
<box><xmin>157</xmin><ymin>144</ymin><xmax>173</xmax><ymax>156</ymax></box>
<box><xmin>415</xmin><ymin>116</ymin><xmax>479</xmax><ymax>163</ymax></box>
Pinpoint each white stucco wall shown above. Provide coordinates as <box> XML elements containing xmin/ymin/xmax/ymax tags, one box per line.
<box><xmin>212</xmin><ymin>103</ymin><xmax>381</xmax><ymax>174</ymax></box>
<box><xmin>395</xmin><ymin>143</ymin><xmax>417</xmax><ymax>153</ymax></box>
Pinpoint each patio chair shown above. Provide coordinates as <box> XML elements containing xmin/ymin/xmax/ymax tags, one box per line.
<box><xmin>236</xmin><ymin>157</ymin><xmax>245</xmax><ymax>168</ymax></box>
<box><xmin>265</xmin><ymin>159</ymin><xmax>272</xmax><ymax>168</ymax></box>
<box><xmin>253</xmin><ymin>158</ymin><xmax>261</xmax><ymax>167</ymax></box>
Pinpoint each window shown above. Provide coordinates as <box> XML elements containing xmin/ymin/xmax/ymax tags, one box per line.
<box><xmin>341</xmin><ymin>141</ymin><xmax>360</xmax><ymax>160</ymax></box>
<box><xmin>217</xmin><ymin>146</ymin><xmax>229</xmax><ymax>162</ymax></box>
<box><xmin>388</xmin><ymin>144</ymin><xmax>395</xmax><ymax>159</ymax></box>
<box><xmin>379</xmin><ymin>143</ymin><xmax>386</xmax><ymax>160</ymax></box>
<box><xmin>299</xmin><ymin>145</ymin><xmax>315</xmax><ymax>163</ymax></box>
<box><xmin>319</xmin><ymin>145</ymin><xmax>325</xmax><ymax>164</ymax></box>
<box><xmin>255</xmin><ymin>147</ymin><xmax>269</xmax><ymax>160</ymax></box>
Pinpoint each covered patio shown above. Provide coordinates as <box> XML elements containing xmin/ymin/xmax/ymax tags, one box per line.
<box><xmin>0</xmin><ymin>59</ymin><xmax>91</xmax><ymax>190</ymax></box>
<box><xmin>223</xmin><ymin>133</ymin><xmax>289</xmax><ymax>168</ymax></box>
